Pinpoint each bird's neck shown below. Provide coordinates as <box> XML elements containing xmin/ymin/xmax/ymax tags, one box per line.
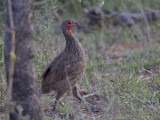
<box><xmin>63</xmin><ymin>29</ymin><xmax>83</xmax><ymax>54</ymax></box>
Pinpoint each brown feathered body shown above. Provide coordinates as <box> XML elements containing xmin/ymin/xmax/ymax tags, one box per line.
<box><xmin>41</xmin><ymin>21</ymin><xmax>86</xmax><ymax>97</ymax></box>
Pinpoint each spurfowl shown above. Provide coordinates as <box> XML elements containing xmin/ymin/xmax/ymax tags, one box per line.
<box><xmin>41</xmin><ymin>20</ymin><xmax>86</xmax><ymax>111</ymax></box>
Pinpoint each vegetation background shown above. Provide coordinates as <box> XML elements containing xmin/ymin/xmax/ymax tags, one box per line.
<box><xmin>0</xmin><ymin>0</ymin><xmax>160</xmax><ymax>119</ymax></box>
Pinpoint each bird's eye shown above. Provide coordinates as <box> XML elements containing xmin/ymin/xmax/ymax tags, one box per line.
<box><xmin>68</xmin><ymin>22</ymin><xmax>71</xmax><ymax>24</ymax></box>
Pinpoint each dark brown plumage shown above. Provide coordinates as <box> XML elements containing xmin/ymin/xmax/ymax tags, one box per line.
<box><xmin>41</xmin><ymin>20</ymin><xmax>86</xmax><ymax>111</ymax></box>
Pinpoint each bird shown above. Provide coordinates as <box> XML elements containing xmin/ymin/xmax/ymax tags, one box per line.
<box><xmin>41</xmin><ymin>20</ymin><xmax>87</xmax><ymax>111</ymax></box>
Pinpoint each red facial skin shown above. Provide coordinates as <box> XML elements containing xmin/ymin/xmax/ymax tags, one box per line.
<box><xmin>65</xmin><ymin>21</ymin><xmax>77</xmax><ymax>35</ymax></box>
<box><xmin>67</xmin><ymin>27</ymin><xmax>72</xmax><ymax>35</ymax></box>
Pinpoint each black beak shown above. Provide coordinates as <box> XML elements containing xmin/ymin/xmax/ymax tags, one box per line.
<box><xmin>75</xmin><ymin>22</ymin><xmax>82</xmax><ymax>27</ymax></box>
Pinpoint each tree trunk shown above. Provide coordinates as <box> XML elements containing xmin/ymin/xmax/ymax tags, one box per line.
<box><xmin>4</xmin><ymin>0</ymin><xmax>42</xmax><ymax>119</ymax></box>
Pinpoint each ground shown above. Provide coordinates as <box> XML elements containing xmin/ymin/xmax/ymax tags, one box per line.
<box><xmin>33</xmin><ymin>22</ymin><xmax>160</xmax><ymax>119</ymax></box>
<box><xmin>0</xmin><ymin>0</ymin><xmax>160</xmax><ymax>119</ymax></box>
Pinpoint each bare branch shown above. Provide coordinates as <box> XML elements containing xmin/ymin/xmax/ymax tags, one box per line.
<box><xmin>33</xmin><ymin>0</ymin><xmax>51</xmax><ymax>6</ymax></box>
<box><xmin>5</xmin><ymin>0</ymin><xmax>16</xmax><ymax>119</ymax></box>
<box><xmin>121</xmin><ymin>88</ymin><xmax>160</xmax><ymax>115</ymax></box>
<box><xmin>33</xmin><ymin>0</ymin><xmax>57</xmax><ymax>32</ymax></box>
<box><xmin>0</xmin><ymin>9</ymin><xmax>6</xmax><ymax>15</ymax></box>
<box><xmin>130</xmin><ymin>93</ymin><xmax>160</xmax><ymax>114</ymax></box>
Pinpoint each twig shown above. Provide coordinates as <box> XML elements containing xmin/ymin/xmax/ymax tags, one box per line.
<box><xmin>0</xmin><ymin>9</ymin><xmax>6</xmax><ymax>15</ymax></box>
<box><xmin>130</xmin><ymin>93</ymin><xmax>160</xmax><ymax>114</ymax></box>
<box><xmin>56</xmin><ymin>0</ymin><xmax>72</xmax><ymax>12</ymax></box>
<box><xmin>33</xmin><ymin>0</ymin><xmax>73</xmax><ymax>32</ymax></box>
<box><xmin>151</xmin><ymin>91</ymin><xmax>160</xmax><ymax>105</ymax></box>
<box><xmin>121</xmin><ymin>88</ymin><xmax>160</xmax><ymax>115</ymax></box>
<box><xmin>138</xmin><ymin>5</ymin><xmax>151</xmax><ymax>42</ymax></box>
<box><xmin>33</xmin><ymin>0</ymin><xmax>57</xmax><ymax>32</ymax></box>
<box><xmin>33</xmin><ymin>0</ymin><xmax>50</xmax><ymax>6</ymax></box>
<box><xmin>5</xmin><ymin>0</ymin><xmax>16</xmax><ymax>119</ymax></box>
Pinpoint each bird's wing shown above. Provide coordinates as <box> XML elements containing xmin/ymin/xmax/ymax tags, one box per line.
<box><xmin>40</xmin><ymin>51</ymin><xmax>66</xmax><ymax>80</ymax></box>
<box><xmin>41</xmin><ymin>53</ymin><xmax>84</xmax><ymax>92</ymax></box>
<box><xmin>41</xmin><ymin>54</ymin><xmax>63</xmax><ymax>82</ymax></box>
<box><xmin>41</xmin><ymin>54</ymin><xmax>65</xmax><ymax>93</ymax></box>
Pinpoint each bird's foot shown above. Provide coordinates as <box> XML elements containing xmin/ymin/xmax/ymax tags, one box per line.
<box><xmin>51</xmin><ymin>105</ymin><xmax>56</xmax><ymax>112</ymax></box>
<box><xmin>89</xmin><ymin>105</ymin><xmax>104</xmax><ymax>113</ymax></box>
<box><xmin>59</xmin><ymin>101</ymin><xmax>64</xmax><ymax>107</ymax></box>
<box><xmin>79</xmin><ymin>90</ymin><xmax>89</xmax><ymax>96</ymax></box>
<box><xmin>51</xmin><ymin>101</ymin><xmax>64</xmax><ymax>112</ymax></box>
<box><xmin>85</xmin><ymin>102</ymin><xmax>104</xmax><ymax>113</ymax></box>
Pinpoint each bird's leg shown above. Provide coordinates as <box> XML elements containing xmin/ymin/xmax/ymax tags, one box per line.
<box><xmin>72</xmin><ymin>86</ymin><xmax>103</xmax><ymax>112</ymax></box>
<box><xmin>72</xmin><ymin>86</ymin><xmax>82</xmax><ymax>101</ymax></box>
<box><xmin>52</xmin><ymin>92</ymin><xmax>63</xmax><ymax>112</ymax></box>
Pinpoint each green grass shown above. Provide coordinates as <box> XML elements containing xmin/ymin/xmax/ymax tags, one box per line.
<box><xmin>1</xmin><ymin>0</ymin><xmax>160</xmax><ymax>119</ymax></box>
<box><xmin>36</xmin><ymin>23</ymin><xmax>160</xmax><ymax>119</ymax></box>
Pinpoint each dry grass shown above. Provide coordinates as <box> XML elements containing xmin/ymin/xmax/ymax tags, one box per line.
<box><xmin>33</xmin><ymin>22</ymin><xmax>160</xmax><ymax>119</ymax></box>
<box><xmin>1</xmin><ymin>0</ymin><xmax>160</xmax><ymax>119</ymax></box>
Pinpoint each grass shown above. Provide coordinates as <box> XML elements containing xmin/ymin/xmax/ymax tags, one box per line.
<box><xmin>36</xmin><ymin>23</ymin><xmax>160</xmax><ymax>119</ymax></box>
<box><xmin>1</xmin><ymin>0</ymin><xmax>160</xmax><ymax>119</ymax></box>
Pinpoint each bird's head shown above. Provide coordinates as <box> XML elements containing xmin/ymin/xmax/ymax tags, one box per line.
<box><xmin>62</xmin><ymin>20</ymin><xmax>81</xmax><ymax>35</ymax></box>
